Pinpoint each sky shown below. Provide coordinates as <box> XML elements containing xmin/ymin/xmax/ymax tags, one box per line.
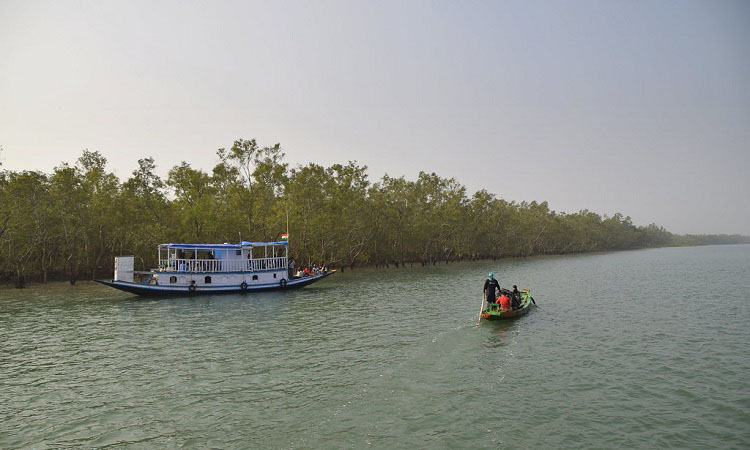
<box><xmin>1</xmin><ymin>0</ymin><xmax>748</xmax><ymax>235</ymax></box>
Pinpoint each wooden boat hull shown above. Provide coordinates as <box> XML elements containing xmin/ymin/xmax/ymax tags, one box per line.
<box><xmin>481</xmin><ymin>289</ymin><xmax>534</xmax><ymax>320</ymax></box>
<box><xmin>96</xmin><ymin>271</ymin><xmax>334</xmax><ymax>297</ymax></box>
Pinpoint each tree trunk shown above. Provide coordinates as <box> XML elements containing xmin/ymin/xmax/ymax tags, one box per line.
<box><xmin>14</xmin><ymin>270</ymin><xmax>26</xmax><ymax>289</ymax></box>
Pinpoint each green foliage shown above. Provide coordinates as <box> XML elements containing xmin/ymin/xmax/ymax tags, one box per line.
<box><xmin>1</xmin><ymin>139</ymin><xmax>745</xmax><ymax>286</ymax></box>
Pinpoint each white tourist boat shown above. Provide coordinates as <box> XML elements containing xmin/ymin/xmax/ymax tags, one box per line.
<box><xmin>97</xmin><ymin>240</ymin><xmax>334</xmax><ymax>296</ymax></box>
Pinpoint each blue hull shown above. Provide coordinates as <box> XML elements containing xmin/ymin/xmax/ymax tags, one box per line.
<box><xmin>95</xmin><ymin>272</ymin><xmax>334</xmax><ymax>297</ymax></box>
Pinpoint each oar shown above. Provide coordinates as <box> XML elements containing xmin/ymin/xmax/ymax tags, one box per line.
<box><xmin>476</xmin><ymin>291</ymin><xmax>485</xmax><ymax>325</ymax></box>
<box><xmin>521</xmin><ymin>288</ymin><xmax>536</xmax><ymax>306</ymax></box>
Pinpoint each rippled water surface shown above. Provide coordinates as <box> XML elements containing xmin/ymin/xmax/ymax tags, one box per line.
<box><xmin>2</xmin><ymin>245</ymin><xmax>750</xmax><ymax>449</ymax></box>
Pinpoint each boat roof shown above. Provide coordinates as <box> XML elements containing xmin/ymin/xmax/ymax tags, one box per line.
<box><xmin>159</xmin><ymin>241</ymin><xmax>287</xmax><ymax>250</ymax></box>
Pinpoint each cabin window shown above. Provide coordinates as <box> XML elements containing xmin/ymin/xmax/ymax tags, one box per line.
<box><xmin>236</xmin><ymin>250</ymin><xmax>241</xmax><ymax>256</ymax></box>
<box><xmin>170</xmin><ymin>276</ymin><xmax>177</xmax><ymax>284</ymax></box>
<box><xmin>273</xmin><ymin>273</ymin><xmax>277</xmax><ymax>278</ymax></box>
<box><xmin>205</xmin><ymin>276</ymin><xmax>212</xmax><ymax>284</ymax></box>
<box><xmin>252</xmin><ymin>275</ymin><xmax>258</xmax><ymax>281</ymax></box>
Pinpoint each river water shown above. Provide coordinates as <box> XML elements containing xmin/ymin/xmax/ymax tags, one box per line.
<box><xmin>1</xmin><ymin>245</ymin><xmax>749</xmax><ymax>449</ymax></box>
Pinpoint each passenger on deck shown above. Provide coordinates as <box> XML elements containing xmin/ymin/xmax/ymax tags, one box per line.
<box><xmin>483</xmin><ymin>272</ymin><xmax>501</xmax><ymax>305</ymax></box>
<box><xmin>303</xmin><ymin>267</ymin><xmax>312</xmax><ymax>277</ymax></box>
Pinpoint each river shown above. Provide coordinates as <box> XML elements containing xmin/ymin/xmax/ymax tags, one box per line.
<box><xmin>2</xmin><ymin>245</ymin><xmax>749</xmax><ymax>448</ymax></box>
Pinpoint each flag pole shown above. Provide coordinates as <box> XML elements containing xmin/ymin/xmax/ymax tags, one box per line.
<box><xmin>285</xmin><ymin>203</ymin><xmax>290</xmax><ymax>271</ymax></box>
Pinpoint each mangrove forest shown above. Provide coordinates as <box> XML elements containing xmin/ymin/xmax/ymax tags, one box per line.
<box><xmin>1</xmin><ymin>140</ymin><xmax>748</xmax><ymax>287</ymax></box>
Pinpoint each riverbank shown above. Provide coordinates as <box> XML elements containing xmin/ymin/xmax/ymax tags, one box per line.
<box><xmin>5</xmin><ymin>242</ymin><xmax>749</xmax><ymax>291</ymax></box>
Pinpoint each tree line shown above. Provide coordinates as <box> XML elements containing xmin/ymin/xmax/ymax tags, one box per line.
<box><xmin>1</xmin><ymin>140</ymin><xmax>748</xmax><ymax>287</ymax></box>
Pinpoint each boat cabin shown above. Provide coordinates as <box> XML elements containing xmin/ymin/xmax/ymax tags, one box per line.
<box><xmin>157</xmin><ymin>241</ymin><xmax>288</xmax><ymax>273</ymax></box>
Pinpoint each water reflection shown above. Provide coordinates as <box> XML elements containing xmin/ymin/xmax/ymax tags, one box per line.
<box><xmin>481</xmin><ymin>320</ymin><xmax>519</xmax><ymax>347</ymax></box>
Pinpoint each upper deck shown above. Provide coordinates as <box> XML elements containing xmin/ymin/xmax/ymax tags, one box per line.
<box><xmin>157</xmin><ymin>241</ymin><xmax>288</xmax><ymax>273</ymax></box>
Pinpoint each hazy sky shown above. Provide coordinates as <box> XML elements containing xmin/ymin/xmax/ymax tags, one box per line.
<box><xmin>1</xmin><ymin>0</ymin><xmax>748</xmax><ymax>234</ymax></box>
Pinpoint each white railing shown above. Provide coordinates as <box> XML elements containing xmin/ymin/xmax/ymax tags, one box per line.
<box><xmin>159</xmin><ymin>257</ymin><xmax>287</xmax><ymax>273</ymax></box>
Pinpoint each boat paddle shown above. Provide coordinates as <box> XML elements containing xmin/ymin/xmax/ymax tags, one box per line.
<box><xmin>476</xmin><ymin>291</ymin><xmax>485</xmax><ymax>325</ymax></box>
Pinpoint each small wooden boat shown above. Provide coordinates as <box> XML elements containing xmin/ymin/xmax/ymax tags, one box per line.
<box><xmin>481</xmin><ymin>288</ymin><xmax>535</xmax><ymax>320</ymax></box>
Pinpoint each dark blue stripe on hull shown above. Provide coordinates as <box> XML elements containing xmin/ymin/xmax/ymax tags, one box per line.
<box><xmin>95</xmin><ymin>273</ymin><xmax>333</xmax><ymax>297</ymax></box>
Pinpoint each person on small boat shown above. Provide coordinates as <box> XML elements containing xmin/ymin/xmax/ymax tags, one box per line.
<box><xmin>497</xmin><ymin>293</ymin><xmax>511</xmax><ymax>310</ymax></box>
<box><xmin>483</xmin><ymin>272</ymin><xmax>501</xmax><ymax>304</ymax></box>
<box><xmin>511</xmin><ymin>285</ymin><xmax>521</xmax><ymax>309</ymax></box>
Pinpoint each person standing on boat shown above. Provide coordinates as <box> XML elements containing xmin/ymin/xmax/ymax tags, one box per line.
<box><xmin>288</xmin><ymin>259</ymin><xmax>296</xmax><ymax>279</ymax></box>
<box><xmin>483</xmin><ymin>272</ymin><xmax>501</xmax><ymax>305</ymax></box>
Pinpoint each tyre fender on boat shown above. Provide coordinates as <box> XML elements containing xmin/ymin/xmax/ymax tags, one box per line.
<box><xmin>280</xmin><ymin>278</ymin><xmax>287</xmax><ymax>288</ymax></box>
<box><xmin>240</xmin><ymin>281</ymin><xmax>248</xmax><ymax>290</ymax></box>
